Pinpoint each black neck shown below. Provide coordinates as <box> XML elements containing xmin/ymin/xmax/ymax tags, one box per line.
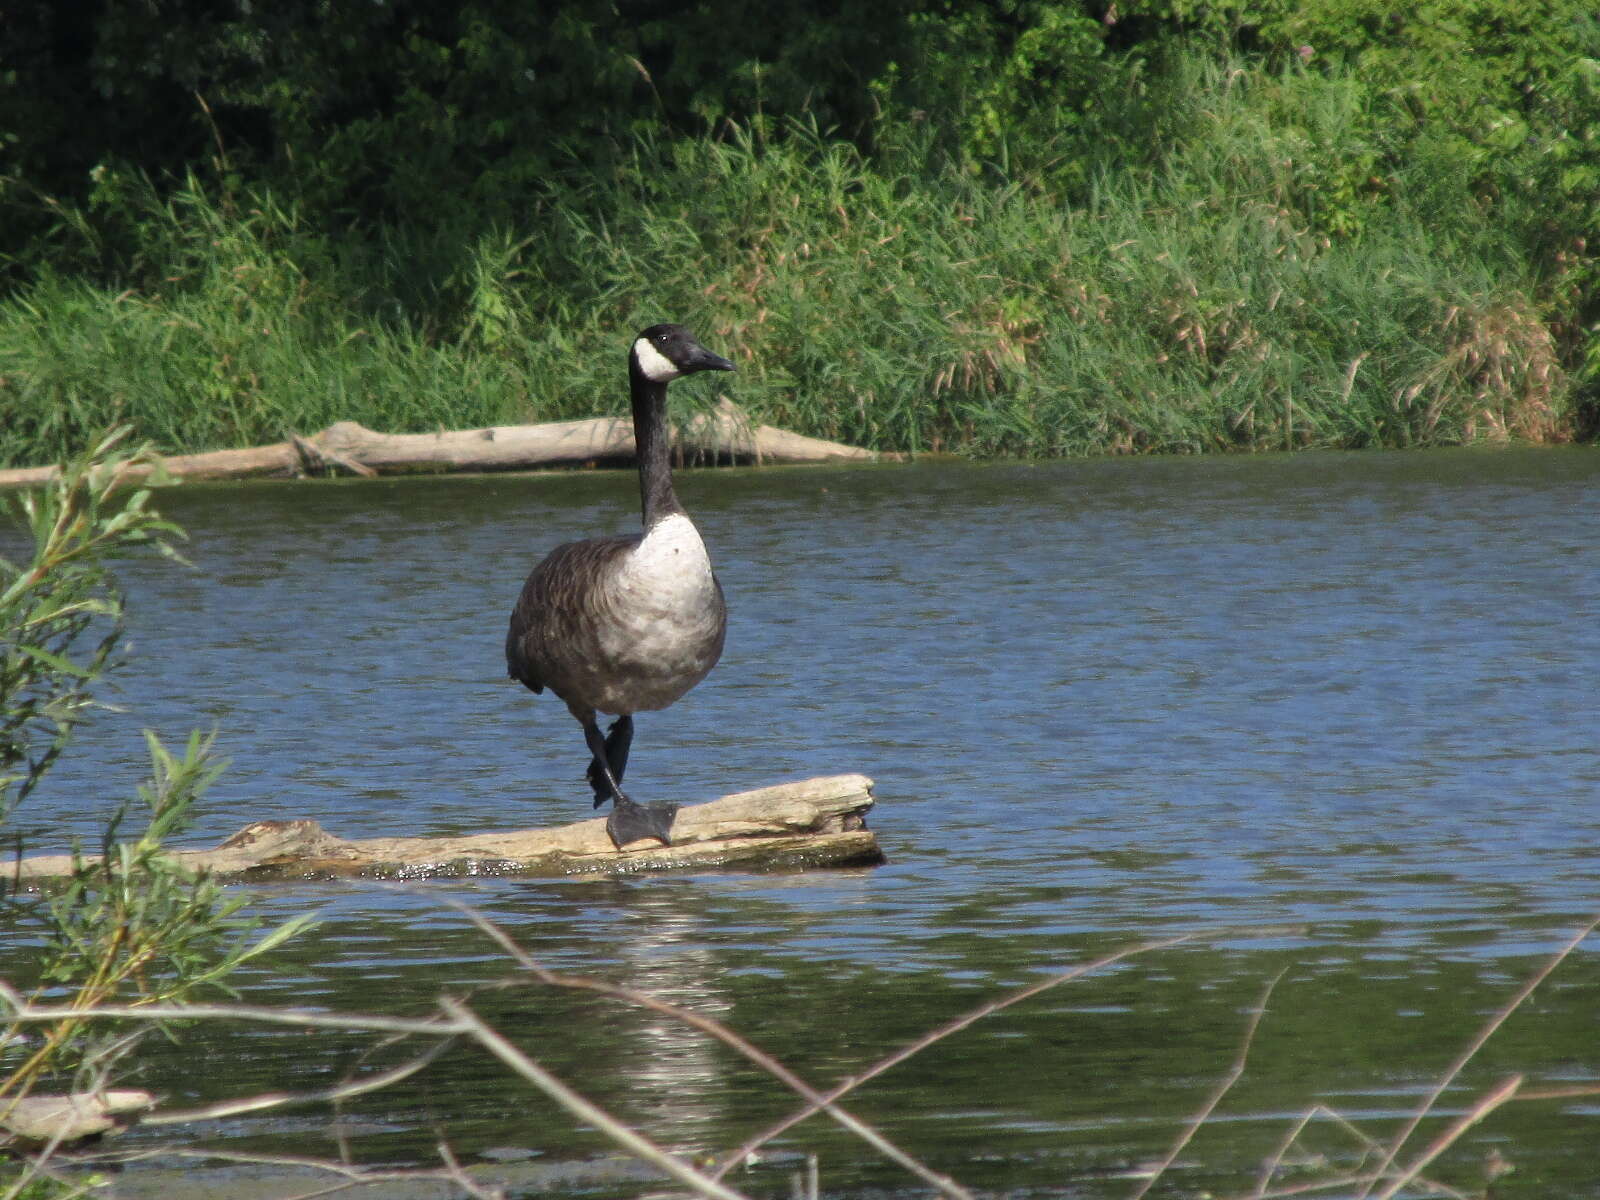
<box><xmin>630</xmin><ymin>360</ymin><xmax>683</xmax><ymax>527</ymax></box>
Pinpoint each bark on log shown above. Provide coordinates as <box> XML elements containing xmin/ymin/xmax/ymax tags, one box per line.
<box><xmin>0</xmin><ymin>400</ymin><xmax>879</xmax><ymax>489</ymax></box>
<box><xmin>8</xmin><ymin>776</ymin><xmax>882</xmax><ymax>886</ymax></box>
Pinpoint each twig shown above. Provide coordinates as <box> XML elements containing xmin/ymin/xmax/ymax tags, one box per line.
<box><xmin>1511</xmin><ymin>1082</ymin><xmax>1600</xmax><ymax>1101</ymax></box>
<box><xmin>1355</xmin><ymin>913</ymin><xmax>1600</xmax><ymax>1199</ymax></box>
<box><xmin>3</xmin><ymin>967</ymin><xmax>896</xmax><ymax>1199</ymax></box>
<box><xmin>434</xmin><ymin>1137</ymin><xmax>506</xmax><ymax>1200</ymax></box>
<box><xmin>436</xmin><ymin>996</ymin><xmax>753</xmax><ymax>1200</ymax></box>
<box><xmin>83</xmin><ymin>1144</ymin><xmax>474</xmax><ymax>1181</ymax></box>
<box><xmin>114</xmin><ymin>1147</ymin><xmax>496</xmax><ymax>1200</ymax></box>
<box><xmin>1374</xmin><ymin>1075</ymin><xmax>1523</xmax><ymax>1200</ymax></box>
<box><xmin>1249</xmin><ymin>1105</ymin><xmax>1326</xmax><ymax>1199</ymax></box>
<box><xmin>446</xmin><ymin>897</ymin><xmax>974</xmax><ymax>1200</ymax></box>
<box><xmin>1130</xmin><ymin>968</ymin><xmax>1286</xmax><ymax>1200</ymax></box>
<box><xmin>1238</xmin><ymin>1103</ymin><xmax>1470</xmax><ymax>1200</ymax></box>
<box><xmin>142</xmin><ymin>1038</ymin><xmax>456</xmax><ymax>1125</ymax></box>
<box><xmin>275</xmin><ymin>1177</ymin><xmax>377</xmax><ymax>1200</ymax></box>
<box><xmin>0</xmin><ymin>983</ymin><xmax>463</xmax><ymax>1039</ymax></box>
<box><xmin>1247</xmin><ymin>1104</ymin><xmax>1420</xmax><ymax>1199</ymax></box>
<box><xmin>711</xmin><ymin>924</ymin><xmax>1305</xmax><ymax>1179</ymax></box>
<box><xmin>1246</xmin><ymin>1174</ymin><xmax>1389</xmax><ymax>1199</ymax></box>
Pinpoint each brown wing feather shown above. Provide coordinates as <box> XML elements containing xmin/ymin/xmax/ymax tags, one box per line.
<box><xmin>505</xmin><ymin>533</ymin><xmax>641</xmax><ymax>695</ymax></box>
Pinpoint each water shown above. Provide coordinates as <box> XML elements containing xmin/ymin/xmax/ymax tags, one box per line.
<box><xmin>6</xmin><ymin>447</ymin><xmax>1600</xmax><ymax>1198</ymax></box>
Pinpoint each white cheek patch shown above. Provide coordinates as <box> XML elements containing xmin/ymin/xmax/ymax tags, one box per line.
<box><xmin>633</xmin><ymin>337</ymin><xmax>681</xmax><ymax>382</ymax></box>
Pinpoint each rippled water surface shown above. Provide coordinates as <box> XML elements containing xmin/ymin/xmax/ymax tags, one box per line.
<box><xmin>8</xmin><ymin>447</ymin><xmax>1600</xmax><ymax>1198</ymax></box>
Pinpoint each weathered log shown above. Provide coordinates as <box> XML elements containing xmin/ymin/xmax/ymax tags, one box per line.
<box><xmin>0</xmin><ymin>1090</ymin><xmax>154</xmax><ymax>1149</ymax></box>
<box><xmin>8</xmin><ymin>776</ymin><xmax>882</xmax><ymax>886</ymax></box>
<box><xmin>0</xmin><ymin>400</ymin><xmax>879</xmax><ymax>489</ymax></box>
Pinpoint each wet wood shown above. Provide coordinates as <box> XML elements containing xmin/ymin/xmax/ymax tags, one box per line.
<box><xmin>0</xmin><ymin>400</ymin><xmax>879</xmax><ymax>489</ymax></box>
<box><xmin>8</xmin><ymin>775</ymin><xmax>883</xmax><ymax>886</ymax></box>
<box><xmin>0</xmin><ymin>1090</ymin><xmax>154</xmax><ymax>1149</ymax></box>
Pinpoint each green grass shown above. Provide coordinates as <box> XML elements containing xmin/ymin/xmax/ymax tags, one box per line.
<box><xmin>0</xmin><ymin>50</ymin><xmax>1584</xmax><ymax>468</ymax></box>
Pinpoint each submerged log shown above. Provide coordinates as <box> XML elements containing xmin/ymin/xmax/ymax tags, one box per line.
<box><xmin>0</xmin><ymin>400</ymin><xmax>879</xmax><ymax>489</ymax></box>
<box><xmin>8</xmin><ymin>776</ymin><xmax>882</xmax><ymax>886</ymax></box>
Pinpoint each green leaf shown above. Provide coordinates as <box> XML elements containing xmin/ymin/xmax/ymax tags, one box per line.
<box><xmin>13</xmin><ymin>643</ymin><xmax>92</xmax><ymax>677</ymax></box>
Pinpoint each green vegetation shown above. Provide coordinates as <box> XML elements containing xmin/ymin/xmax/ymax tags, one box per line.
<box><xmin>1</xmin><ymin>433</ymin><xmax>183</xmax><ymax>820</ymax></box>
<box><xmin>0</xmin><ymin>433</ymin><xmax>309</xmax><ymax>1115</ymax></box>
<box><xmin>2</xmin><ymin>2</ymin><xmax>1597</xmax><ymax>465</ymax></box>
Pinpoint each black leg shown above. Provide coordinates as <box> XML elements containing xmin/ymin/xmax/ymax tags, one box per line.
<box><xmin>583</xmin><ymin>717</ymin><xmax>626</xmax><ymax>807</ymax></box>
<box><xmin>586</xmin><ymin>715</ymin><xmax>634</xmax><ymax>804</ymax></box>
<box><xmin>580</xmin><ymin>715</ymin><xmax>674</xmax><ymax>850</ymax></box>
<box><xmin>607</xmin><ymin>714</ymin><xmax>634</xmax><ymax>783</ymax></box>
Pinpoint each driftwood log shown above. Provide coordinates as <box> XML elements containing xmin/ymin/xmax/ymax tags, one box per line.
<box><xmin>0</xmin><ymin>400</ymin><xmax>878</xmax><ymax>489</ymax></box>
<box><xmin>0</xmin><ymin>1090</ymin><xmax>154</xmax><ymax>1151</ymax></box>
<box><xmin>0</xmin><ymin>778</ymin><xmax>878</xmax><ymax>1151</ymax></box>
<box><xmin>9</xmin><ymin>776</ymin><xmax>882</xmax><ymax>886</ymax></box>
<box><xmin>0</xmin><ymin>1090</ymin><xmax>155</xmax><ymax>1151</ymax></box>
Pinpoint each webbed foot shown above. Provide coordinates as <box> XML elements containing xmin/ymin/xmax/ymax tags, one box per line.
<box><xmin>606</xmin><ymin>796</ymin><xmax>678</xmax><ymax>849</ymax></box>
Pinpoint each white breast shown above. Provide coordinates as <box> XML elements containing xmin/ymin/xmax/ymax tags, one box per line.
<box><xmin>621</xmin><ymin>512</ymin><xmax>713</xmax><ymax>593</ymax></box>
<box><xmin>590</xmin><ymin>513</ymin><xmax>724</xmax><ymax>712</ymax></box>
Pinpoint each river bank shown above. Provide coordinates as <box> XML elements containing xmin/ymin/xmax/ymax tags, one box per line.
<box><xmin>4</xmin><ymin>49</ymin><xmax>1593</xmax><ymax>470</ymax></box>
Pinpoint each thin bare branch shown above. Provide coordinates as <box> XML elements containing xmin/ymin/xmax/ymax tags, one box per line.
<box><xmin>87</xmin><ymin>1144</ymin><xmax>471</xmax><ymax>1180</ymax></box>
<box><xmin>0</xmin><ymin>988</ymin><xmax>464</xmax><ymax>1039</ymax></box>
<box><xmin>1375</xmin><ymin>1075</ymin><xmax>1522</xmax><ymax>1200</ymax></box>
<box><xmin>437</xmin><ymin>996</ymin><xmax>754</xmax><ymax>1200</ymax></box>
<box><xmin>434</xmin><ymin>1137</ymin><xmax>507</xmax><ymax>1200</ymax></box>
<box><xmin>142</xmin><ymin>1038</ymin><xmax>457</xmax><ymax>1125</ymax></box>
<box><xmin>446</xmin><ymin>896</ymin><xmax>974</xmax><ymax>1200</ymax></box>
<box><xmin>1356</xmin><ymin>913</ymin><xmax>1600</xmax><ymax>1199</ymax></box>
<box><xmin>712</xmin><ymin>924</ymin><xmax>1305</xmax><ymax>1179</ymax></box>
<box><xmin>1248</xmin><ymin>1160</ymin><xmax>1471</xmax><ymax>1200</ymax></box>
<box><xmin>1234</xmin><ymin>1108</ymin><xmax>1472</xmax><ymax>1200</ymax></box>
<box><xmin>1247</xmin><ymin>1174</ymin><xmax>1388</xmax><ymax>1199</ymax></box>
<box><xmin>1511</xmin><ymin>1082</ymin><xmax>1600</xmax><ymax>1101</ymax></box>
<box><xmin>71</xmin><ymin>1143</ymin><xmax>518</xmax><ymax>1200</ymax></box>
<box><xmin>273</xmin><ymin>1177</ymin><xmax>376</xmax><ymax>1200</ymax></box>
<box><xmin>1250</xmin><ymin>1105</ymin><xmax>1326</xmax><ymax>1199</ymax></box>
<box><xmin>1131</xmin><ymin>968</ymin><xmax>1285</xmax><ymax>1200</ymax></box>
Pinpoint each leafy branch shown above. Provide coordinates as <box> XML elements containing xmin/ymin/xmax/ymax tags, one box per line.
<box><xmin>0</xmin><ymin>428</ymin><xmax>183</xmax><ymax>820</ymax></box>
<box><xmin>1</xmin><ymin>430</ymin><xmax>309</xmax><ymax>1108</ymax></box>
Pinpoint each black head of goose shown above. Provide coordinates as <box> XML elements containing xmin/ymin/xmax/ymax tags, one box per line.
<box><xmin>505</xmin><ymin>324</ymin><xmax>736</xmax><ymax>849</ymax></box>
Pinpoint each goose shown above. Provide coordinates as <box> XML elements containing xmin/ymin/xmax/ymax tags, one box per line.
<box><xmin>505</xmin><ymin>324</ymin><xmax>736</xmax><ymax>849</ymax></box>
